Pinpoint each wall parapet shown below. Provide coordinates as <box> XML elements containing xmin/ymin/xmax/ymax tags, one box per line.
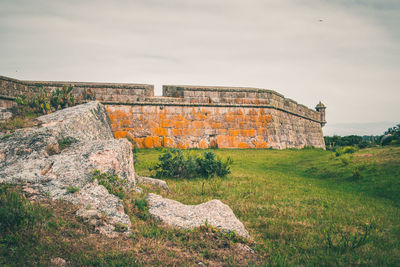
<box><xmin>0</xmin><ymin>75</ymin><xmax>154</xmax><ymax>104</ymax></box>
<box><xmin>163</xmin><ymin>85</ymin><xmax>323</xmax><ymax>124</ymax></box>
<box><xmin>0</xmin><ymin>75</ymin><xmax>326</xmax><ymax>126</ymax></box>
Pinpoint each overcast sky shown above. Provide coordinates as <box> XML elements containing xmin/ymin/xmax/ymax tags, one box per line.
<box><xmin>1</xmin><ymin>0</ymin><xmax>399</xmax><ymax>136</ymax></box>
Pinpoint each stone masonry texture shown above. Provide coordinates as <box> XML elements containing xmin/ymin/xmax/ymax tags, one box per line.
<box><xmin>0</xmin><ymin>75</ymin><xmax>326</xmax><ymax>149</ymax></box>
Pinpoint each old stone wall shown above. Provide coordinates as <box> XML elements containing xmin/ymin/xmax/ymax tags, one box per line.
<box><xmin>0</xmin><ymin>75</ymin><xmax>154</xmax><ymax>104</ymax></box>
<box><xmin>163</xmin><ymin>85</ymin><xmax>322</xmax><ymax>122</ymax></box>
<box><xmin>106</xmin><ymin>105</ymin><xmax>324</xmax><ymax>149</ymax></box>
<box><xmin>0</xmin><ymin>75</ymin><xmax>326</xmax><ymax>149</ymax></box>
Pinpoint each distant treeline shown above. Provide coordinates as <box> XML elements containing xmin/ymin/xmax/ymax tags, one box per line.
<box><xmin>325</xmin><ymin>123</ymin><xmax>400</xmax><ymax>150</ymax></box>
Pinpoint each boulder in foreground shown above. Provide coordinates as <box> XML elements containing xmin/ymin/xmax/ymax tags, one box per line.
<box><xmin>0</xmin><ymin>102</ymin><xmax>135</xmax><ymax>236</ymax></box>
<box><xmin>147</xmin><ymin>193</ymin><xmax>250</xmax><ymax>239</ymax></box>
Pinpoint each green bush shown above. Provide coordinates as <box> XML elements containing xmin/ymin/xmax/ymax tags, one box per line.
<box><xmin>50</xmin><ymin>85</ymin><xmax>74</xmax><ymax>110</ymax></box>
<box><xmin>91</xmin><ymin>170</ymin><xmax>127</xmax><ymax>199</ymax></box>
<box><xmin>150</xmin><ymin>149</ymin><xmax>232</xmax><ymax>179</ymax></box>
<box><xmin>381</xmin><ymin>124</ymin><xmax>400</xmax><ymax>146</ymax></box>
<box><xmin>335</xmin><ymin>146</ymin><xmax>358</xmax><ymax>157</ymax></box>
<box><xmin>196</xmin><ymin>151</ymin><xmax>232</xmax><ymax>178</ymax></box>
<box><xmin>14</xmin><ymin>85</ymin><xmax>75</xmax><ymax>115</ymax></box>
<box><xmin>325</xmin><ymin>135</ymin><xmax>378</xmax><ymax>151</ymax></box>
<box><xmin>66</xmin><ymin>186</ymin><xmax>80</xmax><ymax>194</ymax></box>
<box><xmin>15</xmin><ymin>86</ymin><xmax>52</xmax><ymax>115</ymax></box>
<box><xmin>352</xmin><ymin>167</ymin><xmax>362</xmax><ymax>180</ymax></box>
<box><xmin>58</xmin><ymin>136</ymin><xmax>76</xmax><ymax>150</ymax></box>
<box><xmin>340</xmin><ymin>156</ymin><xmax>350</xmax><ymax>166</ymax></box>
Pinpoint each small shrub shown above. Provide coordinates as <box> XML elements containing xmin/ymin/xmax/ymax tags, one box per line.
<box><xmin>340</xmin><ymin>156</ymin><xmax>350</xmax><ymax>166</ymax></box>
<box><xmin>114</xmin><ymin>222</ymin><xmax>128</xmax><ymax>232</ymax></box>
<box><xmin>131</xmin><ymin>197</ymin><xmax>149</xmax><ymax>220</ymax></box>
<box><xmin>150</xmin><ymin>149</ymin><xmax>196</xmax><ymax>179</ymax></box>
<box><xmin>50</xmin><ymin>85</ymin><xmax>75</xmax><ymax>110</ymax></box>
<box><xmin>196</xmin><ymin>152</ymin><xmax>232</xmax><ymax>178</ymax></box>
<box><xmin>66</xmin><ymin>186</ymin><xmax>80</xmax><ymax>194</ymax></box>
<box><xmin>352</xmin><ymin>167</ymin><xmax>362</xmax><ymax>180</ymax></box>
<box><xmin>323</xmin><ymin>223</ymin><xmax>375</xmax><ymax>253</ymax></box>
<box><xmin>91</xmin><ymin>170</ymin><xmax>127</xmax><ymax>199</ymax></box>
<box><xmin>1</xmin><ymin>134</ymin><xmax>12</xmax><ymax>140</ymax></box>
<box><xmin>46</xmin><ymin>144</ymin><xmax>59</xmax><ymax>156</ymax></box>
<box><xmin>382</xmin><ymin>124</ymin><xmax>400</xmax><ymax>146</ymax></box>
<box><xmin>58</xmin><ymin>136</ymin><xmax>76</xmax><ymax>150</ymax></box>
<box><xmin>14</xmin><ymin>85</ymin><xmax>75</xmax><ymax>116</ymax></box>
<box><xmin>150</xmin><ymin>149</ymin><xmax>232</xmax><ymax>179</ymax></box>
<box><xmin>336</xmin><ymin>146</ymin><xmax>358</xmax><ymax>157</ymax></box>
<box><xmin>14</xmin><ymin>86</ymin><xmax>52</xmax><ymax>115</ymax></box>
<box><xmin>132</xmin><ymin>143</ymin><xmax>140</xmax><ymax>165</ymax></box>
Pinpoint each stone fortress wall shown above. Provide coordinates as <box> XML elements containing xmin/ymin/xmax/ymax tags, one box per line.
<box><xmin>0</xmin><ymin>75</ymin><xmax>326</xmax><ymax>149</ymax></box>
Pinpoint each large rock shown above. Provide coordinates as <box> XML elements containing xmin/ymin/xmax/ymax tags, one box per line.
<box><xmin>0</xmin><ymin>102</ymin><xmax>135</xmax><ymax>235</ymax></box>
<box><xmin>0</xmin><ymin>107</ymin><xmax>12</xmax><ymax>122</ymax></box>
<box><xmin>147</xmin><ymin>193</ymin><xmax>250</xmax><ymax>239</ymax></box>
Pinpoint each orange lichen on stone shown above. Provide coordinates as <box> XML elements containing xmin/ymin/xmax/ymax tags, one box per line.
<box><xmin>153</xmin><ymin>136</ymin><xmax>161</xmax><ymax>147</ymax></box>
<box><xmin>210</xmin><ymin>139</ymin><xmax>218</xmax><ymax>148</ymax></box>
<box><xmin>155</xmin><ymin>127</ymin><xmax>168</xmax><ymax>136</ymax></box>
<box><xmin>177</xmin><ymin>141</ymin><xmax>188</xmax><ymax>149</ymax></box>
<box><xmin>199</xmin><ymin>140</ymin><xmax>208</xmax><ymax>149</ymax></box>
<box><xmin>225</xmin><ymin>115</ymin><xmax>235</xmax><ymax>122</ymax></box>
<box><xmin>243</xmin><ymin>129</ymin><xmax>256</xmax><ymax>137</ymax></box>
<box><xmin>161</xmin><ymin>119</ymin><xmax>173</xmax><ymax>128</ymax></box>
<box><xmin>212</xmin><ymin>123</ymin><xmax>222</xmax><ymax>128</ymax></box>
<box><xmin>114</xmin><ymin>131</ymin><xmax>128</xmax><ymax>139</ymax></box>
<box><xmin>229</xmin><ymin>130</ymin><xmax>239</xmax><ymax>136</ymax></box>
<box><xmin>238</xmin><ymin>142</ymin><xmax>250</xmax><ymax>149</ymax></box>
<box><xmin>192</xmin><ymin>121</ymin><xmax>204</xmax><ymax>129</ymax></box>
<box><xmin>257</xmin><ymin>127</ymin><xmax>268</xmax><ymax>135</ymax></box>
<box><xmin>108</xmin><ymin>113</ymin><xmax>115</xmax><ymax>124</ymax></box>
<box><xmin>218</xmin><ymin>129</ymin><xmax>227</xmax><ymax>134</ymax></box>
<box><xmin>255</xmin><ymin>142</ymin><xmax>269</xmax><ymax>148</ymax></box>
<box><xmin>217</xmin><ymin>135</ymin><xmax>237</xmax><ymax>148</ymax></box>
<box><xmin>249</xmin><ymin>109</ymin><xmax>257</xmax><ymax>115</ymax></box>
<box><xmin>133</xmin><ymin>138</ymin><xmax>144</xmax><ymax>148</ymax></box>
<box><xmin>175</xmin><ymin>121</ymin><xmax>187</xmax><ymax>128</ymax></box>
<box><xmin>196</xmin><ymin>113</ymin><xmax>207</xmax><ymax>120</ymax></box>
<box><xmin>121</xmin><ymin>120</ymin><xmax>131</xmax><ymax>127</ymax></box>
<box><xmin>144</xmin><ymin>136</ymin><xmax>154</xmax><ymax>148</ymax></box>
<box><xmin>162</xmin><ymin>137</ymin><xmax>175</xmax><ymax>147</ymax></box>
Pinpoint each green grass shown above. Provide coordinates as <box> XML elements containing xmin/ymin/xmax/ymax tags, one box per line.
<box><xmin>135</xmin><ymin>146</ymin><xmax>400</xmax><ymax>266</ymax></box>
<box><xmin>1</xmin><ymin>146</ymin><xmax>399</xmax><ymax>265</ymax></box>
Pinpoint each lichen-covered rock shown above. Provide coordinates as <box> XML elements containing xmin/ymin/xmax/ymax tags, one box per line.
<box><xmin>136</xmin><ymin>175</ymin><xmax>169</xmax><ymax>191</ymax></box>
<box><xmin>0</xmin><ymin>107</ymin><xmax>12</xmax><ymax>122</ymax></box>
<box><xmin>0</xmin><ymin>102</ymin><xmax>135</xmax><ymax>235</ymax></box>
<box><xmin>147</xmin><ymin>193</ymin><xmax>250</xmax><ymax>239</ymax></box>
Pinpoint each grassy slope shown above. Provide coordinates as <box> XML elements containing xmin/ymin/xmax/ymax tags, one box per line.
<box><xmin>135</xmin><ymin>146</ymin><xmax>400</xmax><ymax>266</ymax></box>
<box><xmin>1</xmin><ymin>146</ymin><xmax>399</xmax><ymax>266</ymax></box>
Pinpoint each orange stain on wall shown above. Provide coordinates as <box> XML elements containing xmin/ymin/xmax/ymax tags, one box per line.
<box><xmin>114</xmin><ymin>131</ymin><xmax>128</xmax><ymax>139</ymax></box>
<box><xmin>199</xmin><ymin>140</ymin><xmax>208</xmax><ymax>149</ymax></box>
<box><xmin>106</xmin><ymin>105</ymin><xmax>272</xmax><ymax>149</ymax></box>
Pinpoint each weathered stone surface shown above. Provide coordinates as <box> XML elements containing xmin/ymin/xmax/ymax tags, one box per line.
<box><xmin>0</xmin><ymin>102</ymin><xmax>135</xmax><ymax>235</ymax></box>
<box><xmin>107</xmin><ymin>105</ymin><xmax>325</xmax><ymax>149</ymax></box>
<box><xmin>0</xmin><ymin>107</ymin><xmax>12</xmax><ymax>122</ymax></box>
<box><xmin>147</xmin><ymin>193</ymin><xmax>250</xmax><ymax>239</ymax></box>
<box><xmin>136</xmin><ymin>175</ymin><xmax>169</xmax><ymax>191</ymax></box>
<box><xmin>49</xmin><ymin>257</ymin><xmax>67</xmax><ymax>267</ymax></box>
